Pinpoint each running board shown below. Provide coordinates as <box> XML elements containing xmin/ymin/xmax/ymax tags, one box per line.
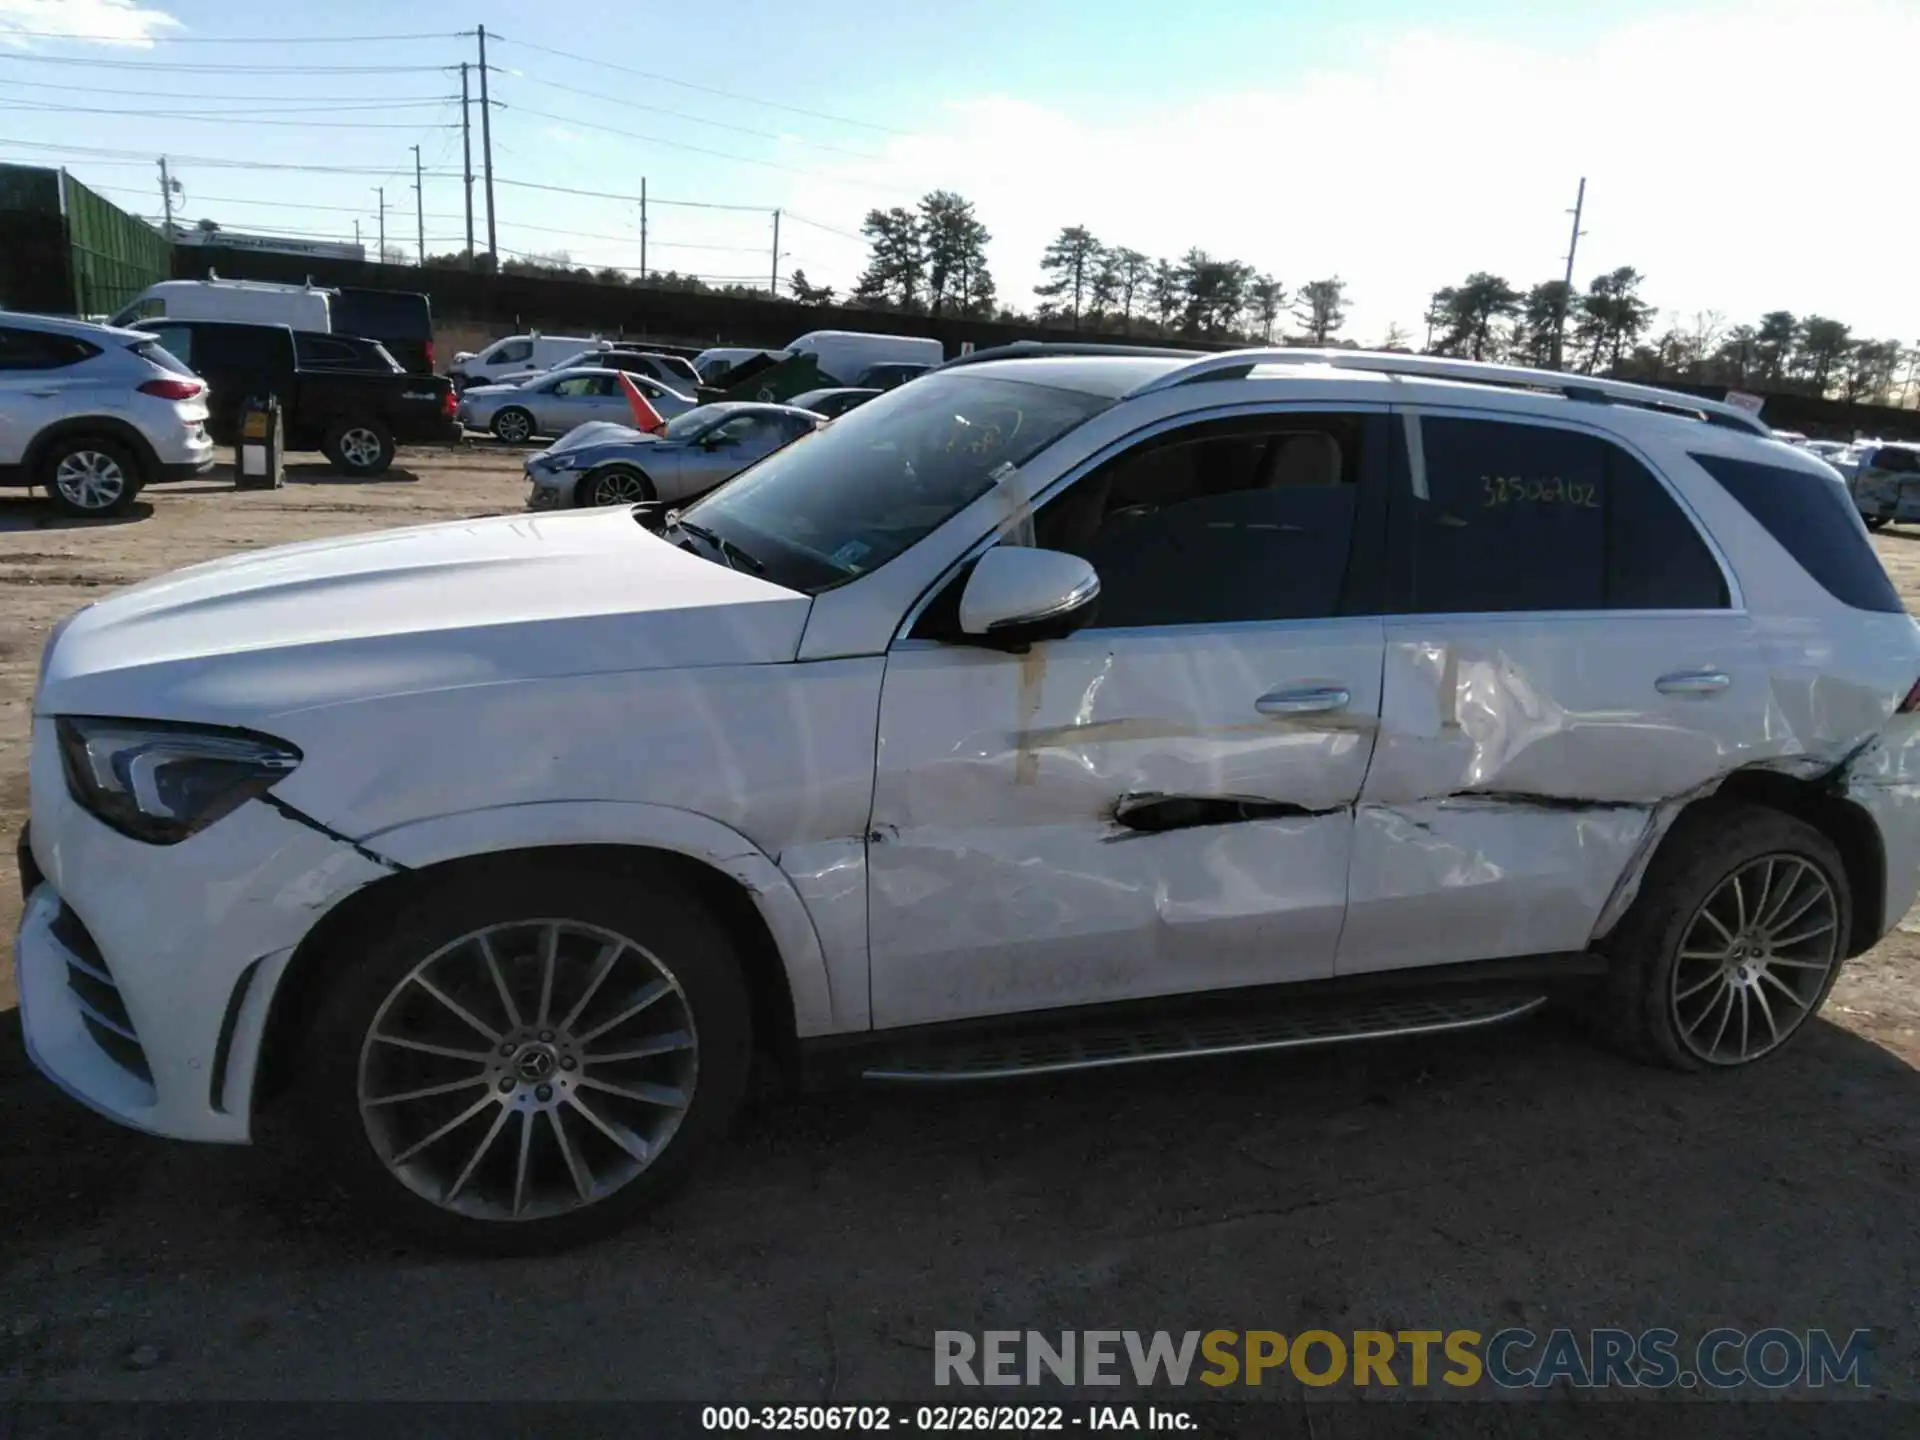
<box><xmin>861</xmin><ymin>993</ymin><xmax>1548</xmax><ymax>1083</ymax></box>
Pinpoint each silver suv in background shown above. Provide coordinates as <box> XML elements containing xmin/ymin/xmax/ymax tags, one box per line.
<box><xmin>1846</xmin><ymin>442</ymin><xmax>1920</xmax><ymax>531</ymax></box>
<box><xmin>0</xmin><ymin>312</ymin><xmax>215</xmax><ymax>518</ymax></box>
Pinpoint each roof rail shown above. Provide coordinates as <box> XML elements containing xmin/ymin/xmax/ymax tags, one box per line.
<box><xmin>1129</xmin><ymin>348</ymin><xmax>1771</xmax><ymax>435</ymax></box>
<box><xmin>933</xmin><ymin>340</ymin><xmax>1206</xmax><ymax>371</ymax></box>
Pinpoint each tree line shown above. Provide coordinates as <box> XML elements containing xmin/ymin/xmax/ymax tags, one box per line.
<box><xmin>1420</xmin><ymin>269</ymin><xmax>1915</xmax><ymax>405</ymax></box>
<box><xmin>832</xmin><ymin>196</ymin><xmax>1918</xmax><ymax>407</ymax></box>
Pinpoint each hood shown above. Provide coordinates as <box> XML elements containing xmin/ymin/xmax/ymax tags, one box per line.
<box><xmin>38</xmin><ymin>507</ymin><xmax>811</xmax><ymax>724</ymax></box>
<box><xmin>545</xmin><ymin>420</ymin><xmax>649</xmax><ymax>457</ymax></box>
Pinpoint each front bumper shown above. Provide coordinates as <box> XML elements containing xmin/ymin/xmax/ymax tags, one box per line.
<box><xmin>16</xmin><ymin>720</ymin><xmax>389</xmax><ymax>1142</ymax></box>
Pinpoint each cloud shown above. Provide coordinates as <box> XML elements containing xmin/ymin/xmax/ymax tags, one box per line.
<box><xmin>0</xmin><ymin>0</ymin><xmax>180</xmax><ymax>47</ymax></box>
<box><xmin>544</xmin><ymin>124</ymin><xmax>584</xmax><ymax>145</ymax></box>
<box><xmin>777</xmin><ymin>1</ymin><xmax>1920</xmax><ymax>342</ymax></box>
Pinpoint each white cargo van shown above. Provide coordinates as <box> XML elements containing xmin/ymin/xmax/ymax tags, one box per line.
<box><xmin>786</xmin><ymin>330</ymin><xmax>942</xmax><ymax>386</ymax></box>
<box><xmin>449</xmin><ymin>333</ymin><xmax>604</xmax><ymax>389</ymax></box>
<box><xmin>109</xmin><ymin>278</ymin><xmax>333</xmax><ymax>333</ymax></box>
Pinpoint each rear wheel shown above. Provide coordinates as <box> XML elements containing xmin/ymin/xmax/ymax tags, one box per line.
<box><xmin>295</xmin><ymin>858</ymin><xmax>754</xmax><ymax>1253</ymax></box>
<box><xmin>323</xmin><ymin>417</ymin><xmax>395</xmax><ymax>476</ymax></box>
<box><xmin>578</xmin><ymin>465</ymin><xmax>654</xmax><ymax>507</ymax></box>
<box><xmin>1865</xmin><ymin>516</ymin><xmax>1891</xmax><ymax>531</ymax></box>
<box><xmin>1599</xmin><ymin>804</ymin><xmax>1848</xmax><ymax>1071</ymax></box>
<box><xmin>42</xmin><ymin>436</ymin><xmax>143</xmax><ymax>518</ymax></box>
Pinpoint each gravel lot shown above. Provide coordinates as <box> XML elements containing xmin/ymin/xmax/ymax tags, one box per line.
<box><xmin>1</xmin><ymin>448</ymin><xmax>1917</xmax><ymax>1417</ymax></box>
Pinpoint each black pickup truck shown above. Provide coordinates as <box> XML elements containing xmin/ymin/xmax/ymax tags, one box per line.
<box><xmin>134</xmin><ymin>319</ymin><xmax>458</xmax><ymax>475</ymax></box>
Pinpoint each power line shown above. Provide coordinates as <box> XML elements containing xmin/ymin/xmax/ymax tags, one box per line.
<box><xmin>784</xmin><ymin>211</ymin><xmax>866</xmax><ymax>242</ymax></box>
<box><xmin>499</xmin><ymin>71</ymin><xmax>880</xmax><ymax>160</ymax></box>
<box><xmin>0</xmin><ymin>54</ymin><xmax>452</xmax><ymax>74</ymax></box>
<box><xmin>489</xmin><ymin>34</ymin><xmax>905</xmax><ymax>136</ymax></box>
<box><xmin>502</xmin><ymin>100</ymin><xmax>908</xmax><ymax>195</ymax></box>
<box><xmin>489</xmin><ymin>175</ymin><xmax>767</xmax><ymax>212</ymax></box>
<box><xmin>0</xmin><ymin>29</ymin><xmax>467</xmax><ymax>43</ymax></box>
<box><xmin>0</xmin><ymin>78</ymin><xmax>457</xmax><ymax>104</ymax></box>
<box><xmin>0</xmin><ymin>101</ymin><xmax>458</xmax><ymax>129</ymax></box>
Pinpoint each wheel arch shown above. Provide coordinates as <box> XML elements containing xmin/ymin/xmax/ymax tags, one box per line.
<box><xmin>1656</xmin><ymin>768</ymin><xmax>1886</xmax><ymax>958</ymax></box>
<box><xmin>23</xmin><ymin>416</ymin><xmax>162</xmax><ymax>485</ymax></box>
<box><xmin>251</xmin><ymin>807</ymin><xmax>838</xmax><ymax>1120</ymax></box>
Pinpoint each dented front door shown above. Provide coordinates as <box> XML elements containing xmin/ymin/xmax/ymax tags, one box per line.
<box><xmin>1338</xmin><ymin>409</ymin><xmax>1772</xmax><ymax>974</ymax></box>
<box><xmin>864</xmin><ymin>407</ymin><xmax>1397</xmax><ymax>1028</ymax></box>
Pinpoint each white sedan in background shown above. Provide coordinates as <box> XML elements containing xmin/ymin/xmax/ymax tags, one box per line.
<box><xmin>458</xmin><ymin>367</ymin><xmax>696</xmax><ymax>443</ymax></box>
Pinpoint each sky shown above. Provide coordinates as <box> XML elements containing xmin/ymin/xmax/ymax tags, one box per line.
<box><xmin>1</xmin><ymin>0</ymin><xmax>1915</xmax><ymax>346</ymax></box>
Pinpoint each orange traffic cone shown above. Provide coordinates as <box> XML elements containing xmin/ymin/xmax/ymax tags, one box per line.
<box><xmin>620</xmin><ymin>372</ymin><xmax>667</xmax><ymax>434</ymax></box>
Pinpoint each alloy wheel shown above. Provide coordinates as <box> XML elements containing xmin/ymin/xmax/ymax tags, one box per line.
<box><xmin>53</xmin><ymin>450</ymin><xmax>127</xmax><ymax>512</ymax></box>
<box><xmin>357</xmin><ymin>918</ymin><xmax>698</xmax><ymax>1221</ymax></box>
<box><xmin>339</xmin><ymin>427</ymin><xmax>384</xmax><ymax>470</ymax></box>
<box><xmin>496</xmin><ymin>411</ymin><xmax>531</xmax><ymax>443</ymax></box>
<box><xmin>1669</xmin><ymin>854</ymin><xmax>1839</xmax><ymax>1065</ymax></box>
<box><xmin>590</xmin><ymin>469</ymin><xmax>648</xmax><ymax>505</ymax></box>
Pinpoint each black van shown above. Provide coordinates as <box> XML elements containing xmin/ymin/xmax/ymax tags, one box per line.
<box><xmin>329</xmin><ymin>287</ymin><xmax>435</xmax><ymax>375</ymax></box>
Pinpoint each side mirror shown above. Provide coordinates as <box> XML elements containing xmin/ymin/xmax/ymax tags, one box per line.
<box><xmin>957</xmin><ymin>547</ymin><xmax>1100</xmax><ymax>650</ymax></box>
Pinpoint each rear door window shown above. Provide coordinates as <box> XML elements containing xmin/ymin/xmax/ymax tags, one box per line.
<box><xmin>1395</xmin><ymin>417</ymin><xmax>1728</xmax><ymax>613</ymax></box>
<box><xmin>0</xmin><ymin>328</ymin><xmax>97</xmax><ymax>370</ymax></box>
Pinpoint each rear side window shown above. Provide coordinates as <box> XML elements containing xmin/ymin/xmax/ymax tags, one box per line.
<box><xmin>131</xmin><ymin>339</ymin><xmax>194</xmax><ymax>377</ymax></box>
<box><xmin>0</xmin><ymin>327</ymin><xmax>99</xmax><ymax>370</ymax></box>
<box><xmin>1401</xmin><ymin>418</ymin><xmax>1728</xmax><ymax>612</ymax></box>
<box><xmin>1690</xmin><ymin>452</ymin><xmax>1904</xmax><ymax>614</ymax></box>
<box><xmin>1872</xmin><ymin>447</ymin><xmax>1920</xmax><ymax>475</ymax></box>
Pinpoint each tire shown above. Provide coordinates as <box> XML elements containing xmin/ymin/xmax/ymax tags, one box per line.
<box><xmin>490</xmin><ymin>407</ymin><xmax>535</xmax><ymax>445</ymax></box>
<box><xmin>1865</xmin><ymin>516</ymin><xmax>1890</xmax><ymax>531</ymax></box>
<box><xmin>41</xmin><ymin>435</ymin><xmax>143</xmax><ymax>518</ymax></box>
<box><xmin>322</xmin><ymin>417</ymin><xmax>395</xmax><ymax>477</ymax></box>
<box><xmin>1597</xmin><ymin>802</ymin><xmax>1850</xmax><ymax>1073</ymax></box>
<box><xmin>294</xmin><ymin>856</ymin><xmax>754</xmax><ymax>1253</ymax></box>
<box><xmin>576</xmin><ymin>465</ymin><xmax>654</xmax><ymax>508</ymax></box>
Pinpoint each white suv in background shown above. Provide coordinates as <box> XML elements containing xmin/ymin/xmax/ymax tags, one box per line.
<box><xmin>18</xmin><ymin>346</ymin><xmax>1920</xmax><ymax>1251</ymax></box>
<box><xmin>0</xmin><ymin>311</ymin><xmax>215</xmax><ymax>517</ymax></box>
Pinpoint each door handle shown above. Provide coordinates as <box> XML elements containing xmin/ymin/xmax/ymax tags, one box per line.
<box><xmin>26</xmin><ymin>389</ymin><xmax>59</xmax><ymax>399</ymax></box>
<box><xmin>1256</xmin><ymin>685</ymin><xmax>1351</xmax><ymax>716</ymax></box>
<box><xmin>1656</xmin><ymin>669</ymin><xmax>1731</xmax><ymax>696</ymax></box>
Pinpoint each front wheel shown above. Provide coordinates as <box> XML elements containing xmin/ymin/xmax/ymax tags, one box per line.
<box><xmin>1865</xmin><ymin>515</ymin><xmax>1891</xmax><ymax>531</ymax></box>
<box><xmin>296</xmin><ymin>858</ymin><xmax>753</xmax><ymax>1253</ymax></box>
<box><xmin>578</xmin><ymin>465</ymin><xmax>653</xmax><ymax>507</ymax></box>
<box><xmin>1598</xmin><ymin>803</ymin><xmax>1849</xmax><ymax>1072</ymax></box>
<box><xmin>42</xmin><ymin>436</ymin><xmax>143</xmax><ymax>518</ymax></box>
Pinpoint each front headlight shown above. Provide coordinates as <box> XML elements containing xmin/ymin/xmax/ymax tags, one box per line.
<box><xmin>56</xmin><ymin>716</ymin><xmax>301</xmax><ymax>845</ymax></box>
<box><xmin>532</xmin><ymin>452</ymin><xmax>584</xmax><ymax>472</ymax></box>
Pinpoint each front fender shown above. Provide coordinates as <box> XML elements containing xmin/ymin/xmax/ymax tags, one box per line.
<box><xmin>358</xmin><ymin>800</ymin><xmax>842</xmax><ymax>1037</ymax></box>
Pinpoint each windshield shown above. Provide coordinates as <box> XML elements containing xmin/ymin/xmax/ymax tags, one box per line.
<box><xmin>677</xmin><ymin>373</ymin><xmax>1113</xmax><ymax>594</ymax></box>
<box><xmin>662</xmin><ymin>405</ymin><xmax>733</xmax><ymax>440</ymax></box>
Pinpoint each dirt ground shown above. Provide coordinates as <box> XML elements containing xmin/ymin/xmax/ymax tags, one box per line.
<box><xmin>2</xmin><ymin>450</ymin><xmax>1918</xmax><ymax>1417</ymax></box>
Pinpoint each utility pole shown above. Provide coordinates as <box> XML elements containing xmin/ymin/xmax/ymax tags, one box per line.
<box><xmin>354</xmin><ymin>219</ymin><xmax>361</xmax><ymax>249</ymax></box>
<box><xmin>476</xmin><ymin>26</ymin><xmax>497</xmax><ymax>266</ymax></box>
<box><xmin>770</xmin><ymin>208</ymin><xmax>780</xmax><ymax>296</ymax></box>
<box><xmin>411</xmin><ymin>144</ymin><xmax>425</xmax><ymax>265</ymax></box>
<box><xmin>459</xmin><ymin>62</ymin><xmax>475</xmax><ymax>265</ymax></box>
<box><xmin>376</xmin><ymin>185</ymin><xmax>386</xmax><ymax>266</ymax></box>
<box><xmin>1551</xmin><ymin>176</ymin><xmax>1587</xmax><ymax>371</ymax></box>
<box><xmin>639</xmin><ymin>177</ymin><xmax>648</xmax><ymax>280</ymax></box>
<box><xmin>157</xmin><ymin>155</ymin><xmax>174</xmax><ymax>239</ymax></box>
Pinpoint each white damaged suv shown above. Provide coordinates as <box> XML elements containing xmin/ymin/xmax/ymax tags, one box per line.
<box><xmin>19</xmin><ymin>345</ymin><xmax>1920</xmax><ymax>1250</ymax></box>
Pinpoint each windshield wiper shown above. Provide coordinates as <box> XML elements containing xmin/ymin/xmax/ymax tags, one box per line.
<box><xmin>669</xmin><ymin>517</ymin><xmax>765</xmax><ymax>575</ymax></box>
